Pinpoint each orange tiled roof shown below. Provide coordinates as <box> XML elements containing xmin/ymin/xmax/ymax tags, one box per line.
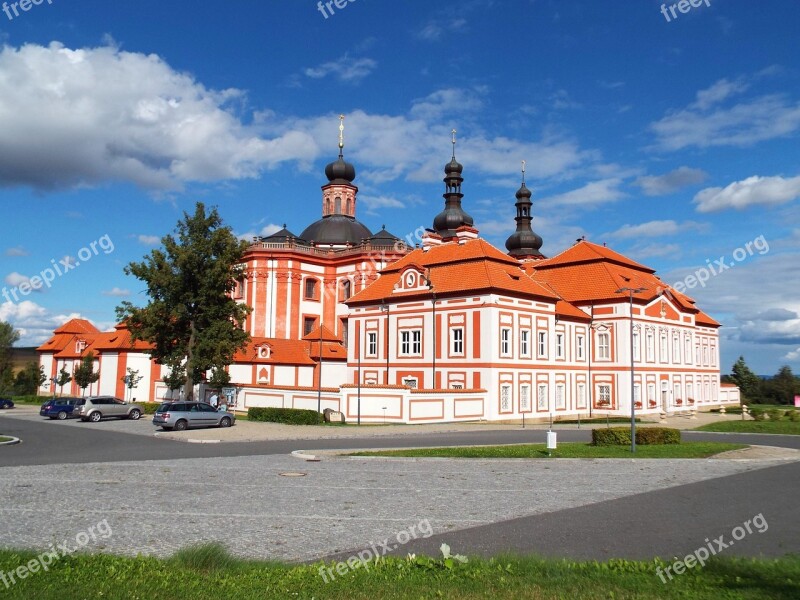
<box><xmin>535</xmin><ymin>240</ymin><xmax>654</xmax><ymax>273</ymax></box>
<box><xmin>348</xmin><ymin>238</ymin><xmax>561</xmax><ymax>305</ymax></box>
<box><xmin>234</xmin><ymin>337</ymin><xmax>316</xmax><ymax>366</ymax></box>
<box><xmin>53</xmin><ymin>318</ymin><xmax>100</xmax><ymax>335</ymax></box>
<box><xmin>302</xmin><ymin>324</ymin><xmax>342</xmax><ymax>343</ymax></box>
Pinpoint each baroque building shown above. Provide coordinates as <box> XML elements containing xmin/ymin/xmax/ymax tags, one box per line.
<box><xmin>37</xmin><ymin>123</ymin><xmax>739</xmax><ymax>422</ymax></box>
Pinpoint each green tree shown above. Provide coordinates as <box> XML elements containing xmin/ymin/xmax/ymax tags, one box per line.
<box><xmin>13</xmin><ymin>361</ymin><xmax>46</xmax><ymax>395</ymax></box>
<box><xmin>73</xmin><ymin>352</ymin><xmax>100</xmax><ymax>394</ymax></box>
<box><xmin>730</xmin><ymin>356</ymin><xmax>764</xmax><ymax>404</ymax></box>
<box><xmin>762</xmin><ymin>365</ymin><xmax>799</xmax><ymax>405</ymax></box>
<box><xmin>0</xmin><ymin>321</ymin><xmax>20</xmax><ymax>395</ymax></box>
<box><xmin>117</xmin><ymin>203</ymin><xmax>251</xmax><ymax>400</ymax></box>
<box><xmin>207</xmin><ymin>366</ymin><xmax>231</xmax><ymax>389</ymax></box>
<box><xmin>56</xmin><ymin>366</ymin><xmax>72</xmax><ymax>396</ymax></box>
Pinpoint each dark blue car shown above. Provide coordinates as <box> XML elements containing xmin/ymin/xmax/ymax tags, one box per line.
<box><xmin>39</xmin><ymin>397</ymin><xmax>84</xmax><ymax>420</ymax></box>
<box><xmin>0</xmin><ymin>398</ymin><xmax>14</xmax><ymax>409</ymax></box>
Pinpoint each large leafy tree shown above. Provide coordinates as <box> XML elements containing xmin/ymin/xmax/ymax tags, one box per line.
<box><xmin>762</xmin><ymin>365</ymin><xmax>800</xmax><ymax>405</ymax></box>
<box><xmin>0</xmin><ymin>321</ymin><xmax>20</xmax><ymax>395</ymax></box>
<box><xmin>731</xmin><ymin>356</ymin><xmax>763</xmax><ymax>404</ymax></box>
<box><xmin>116</xmin><ymin>203</ymin><xmax>251</xmax><ymax>400</ymax></box>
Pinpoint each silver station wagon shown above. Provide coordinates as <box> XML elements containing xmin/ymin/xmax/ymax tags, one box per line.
<box><xmin>152</xmin><ymin>401</ymin><xmax>235</xmax><ymax>431</ymax></box>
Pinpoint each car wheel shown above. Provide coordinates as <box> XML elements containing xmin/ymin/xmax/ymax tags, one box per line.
<box><xmin>57</xmin><ymin>411</ymin><xmax>68</xmax><ymax>420</ymax></box>
<box><xmin>128</xmin><ymin>409</ymin><xmax>141</xmax><ymax>420</ymax></box>
<box><xmin>89</xmin><ymin>412</ymin><xmax>102</xmax><ymax>423</ymax></box>
<box><xmin>174</xmin><ymin>419</ymin><xmax>188</xmax><ymax>431</ymax></box>
<box><xmin>219</xmin><ymin>417</ymin><xmax>232</xmax><ymax>428</ymax></box>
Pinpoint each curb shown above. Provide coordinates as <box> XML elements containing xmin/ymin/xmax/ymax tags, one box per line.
<box><xmin>291</xmin><ymin>449</ymin><xmax>319</xmax><ymax>461</ymax></box>
<box><xmin>187</xmin><ymin>439</ymin><xmax>221</xmax><ymax>444</ymax></box>
<box><xmin>0</xmin><ymin>436</ymin><xmax>21</xmax><ymax>446</ymax></box>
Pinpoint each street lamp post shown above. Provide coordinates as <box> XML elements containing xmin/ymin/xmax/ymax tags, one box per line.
<box><xmin>615</xmin><ymin>286</ymin><xmax>646</xmax><ymax>454</ymax></box>
<box><xmin>380</xmin><ymin>302</ymin><xmax>390</xmax><ymax>385</ymax></box>
<box><xmin>317</xmin><ymin>320</ymin><xmax>323</xmax><ymax>414</ymax></box>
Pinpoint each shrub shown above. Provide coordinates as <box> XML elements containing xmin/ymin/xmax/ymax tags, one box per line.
<box><xmin>766</xmin><ymin>408</ymin><xmax>785</xmax><ymax>422</ymax></box>
<box><xmin>248</xmin><ymin>407</ymin><xmax>323</xmax><ymax>425</ymax></box>
<box><xmin>789</xmin><ymin>410</ymin><xmax>800</xmax><ymax>422</ymax></box>
<box><xmin>137</xmin><ymin>402</ymin><xmax>160</xmax><ymax>415</ymax></box>
<box><xmin>750</xmin><ymin>408</ymin><xmax>767</xmax><ymax>421</ymax></box>
<box><xmin>592</xmin><ymin>427</ymin><xmax>632</xmax><ymax>446</ymax></box>
<box><xmin>593</xmin><ymin>427</ymin><xmax>680</xmax><ymax>446</ymax></box>
<box><xmin>636</xmin><ymin>427</ymin><xmax>681</xmax><ymax>445</ymax></box>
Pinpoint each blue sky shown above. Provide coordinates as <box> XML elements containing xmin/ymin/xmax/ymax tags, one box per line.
<box><xmin>1</xmin><ymin>0</ymin><xmax>799</xmax><ymax>374</ymax></box>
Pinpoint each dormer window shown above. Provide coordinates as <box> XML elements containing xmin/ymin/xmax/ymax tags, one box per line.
<box><xmin>405</xmin><ymin>272</ymin><xmax>417</xmax><ymax>288</ymax></box>
<box><xmin>75</xmin><ymin>340</ymin><xmax>87</xmax><ymax>353</ymax></box>
<box><xmin>257</xmin><ymin>345</ymin><xmax>271</xmax><ymax>359</ymax></box>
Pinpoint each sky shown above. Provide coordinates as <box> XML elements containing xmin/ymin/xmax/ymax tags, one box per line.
<box><xmin>0</xmin><ymin>0</ymin><xmax>799</xmax><ymax>375</ymax></box>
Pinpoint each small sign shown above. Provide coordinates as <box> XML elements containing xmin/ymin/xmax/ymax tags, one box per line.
<box><xmin>222</xmin><ymin>387</ymin><xmax>236</xmax><ymax>399</ymax></box>
<box><xmin>795</xmin><ymin>395</ymin><xmax>800</xmax><ymax>408</ymax></box>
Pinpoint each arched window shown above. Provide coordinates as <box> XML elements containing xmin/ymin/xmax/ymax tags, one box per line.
<box><xmin>334</xmin><ymin>196</ymin><xmax>342</xmax><ymax>214</ymax></box>
<box><xmin>346</xmin><ymin>198</ymin><xmax>352</xmax><ymax>214</ymax></box>
<box><xmin>304</xmin><ymin>278</ymin><xmax>318</xmax><ymax>300</ymax></box>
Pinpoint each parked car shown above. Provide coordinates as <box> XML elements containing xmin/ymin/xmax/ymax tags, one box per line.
<box><xmin>40</xmin><ymin>397</ymin><xmax>84</xmax><ymax>420</ymax></box>
<box><xmin>79</xmin><ymin>396</ymin><xmax>142</xmax><ymax>422</ymax></box>
<box><xmin>152</xmin><ymin>402</ymin><xmax>235</xmax><ymax>431</ymax></box>
<box><xmin>0</xmin><ymin>398</ymin><xmax>14</xmax><ymax>409</ymax></box>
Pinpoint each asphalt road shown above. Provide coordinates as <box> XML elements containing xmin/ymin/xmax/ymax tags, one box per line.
<box><xmin>3</xmin><ymin>414</ymin><xmax>799</xmax><ymax>468</ymax></box>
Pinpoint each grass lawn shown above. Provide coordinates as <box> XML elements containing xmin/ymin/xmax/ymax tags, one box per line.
<box><xmin>349</xmin><ymin>441</ymin><xmax>746</xmax><ymax>459</ymax></box>
<box><xmin>695</xmin><ymin>420</ymin><xmax>800</xmax><ymax>435</ymax></box>
<box><xmin>0</xmin><ymin>436</ymin><xmax>12</xmax><ymax>443</ymax></box>
<box><xmin>0</xmin><ymin>545</ymin><xmax>797</xmax><ymax>599</ymax></box>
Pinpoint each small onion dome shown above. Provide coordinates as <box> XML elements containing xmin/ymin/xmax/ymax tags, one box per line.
<box><xmin>324</xmin><ymin>153</ymin><xmax>356</xmax><ymax>184</ymax></box>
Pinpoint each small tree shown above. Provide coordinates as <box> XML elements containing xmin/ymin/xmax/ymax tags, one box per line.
<box><xmin>56</xmin><ymin>366</ymin><xmax>72</xmax><ymax>396</ymax></box>
<box><xmin>0</xmin><ymin>320</ymin><xmax>20</xmax><ymax>395</ymax></box>
<box><xmin>162</xmin><ymin>363</ymin><xmax>187</xmax><ymax>400</ymax></box>
<box><xmin>731</xmin><ymin>356</ymin><xmax>763</xmax><ymax>404</ymax></box>
<box><xmin>13</xmin><ymin>361</ymin><xmax>47</xmax><ymax>395</ymax></box>
<box><xmin>121</xmin><ymin>368</ymin><xmax>144</xmax><ymax>401</ymax></box>
<box><xmin>73</xmin><ymin>353</ymin><xmax>100</xmax><ymax>395</ymax></box>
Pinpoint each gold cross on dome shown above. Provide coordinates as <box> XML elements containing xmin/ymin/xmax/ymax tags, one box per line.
<box><xmin>338</xmin><ymin>114</ymin><xmax>345</xmax><ymax>149</ymax></box>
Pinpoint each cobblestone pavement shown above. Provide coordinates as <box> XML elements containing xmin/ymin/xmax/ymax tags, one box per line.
<box><xmin>0</xmin><ymin>453</ymin><xmax>794</xmax><ymax>562</ymax></box>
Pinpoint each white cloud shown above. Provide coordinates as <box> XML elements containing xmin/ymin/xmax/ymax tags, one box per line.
<box><xmin>607</xmin><ymin>220</ymin><xmax>703</xmax><ymax>239</ymax></box>
<box><xmin>410</xmin><ymin>87</ymin><xmax>485</xmax><ymax>120</ymax></box>
<box><xmin>102</xmin><ymin>287</ymin><xmax>130</xmax><ymax>297</ymax></box>
<box><xmin>635</xmin><ymin>167</ymin><xmax>708</xmax><ymax>196</ymax></box>
<box><xmin>5</xmin><ymin>246</ymin><xmax>28</xmax><ymax>257</ymax></box>
<box><xmin>237</xmin><ymin>223</ymin><xmax>283</xmax><ymax>242</ymax></box>
<box><xmin>137</xmin><ymin>235</ymin><xmax>160</xmax><ymax>246</ymax></box>
<box><xmin>694</xmin><ymin>175</ymin><xmax>800</xmax><ymax>213</ymax></box>
<box><xmin>649</xmin><ymin>76</ymin><xmax>800</xmax><ymax>151</ymax></box>
<box><xmin>4</xmin><ymin>272</ymin><xmax>41</xmax><ymax>293</ymax></box>
<box><xmin>416</xmin><ymin>17</ymin><xmax>467</xmax><ymax>41</ymax></box>
<box><xmin>304</xmin><ymin>56</ymin><xmax>377</xmax><ymax>82</ymax></box>
<box><xmin>539</xmin><ymin>178</ymin><xmax>626</xmax><ymax>207</ymax></box>
<box><xmin>0</xmin><ymin>300</ymin><xmax>85</xmax><ymax>346</ymax></box>
<box><xmin>0</xmin><ymin>41</ymin><xmax>319</xmax><ymax>192</ymax></box>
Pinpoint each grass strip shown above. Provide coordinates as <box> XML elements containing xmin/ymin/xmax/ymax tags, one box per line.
<box><xmin>349</xmin><ymin>441</ymin><xmax>746</xmax><ymax>459</ymax></box>
<box><xmin>694</xmin><ymin>421</ymin><xmax>800</xmax><ymax>435</ymax></box>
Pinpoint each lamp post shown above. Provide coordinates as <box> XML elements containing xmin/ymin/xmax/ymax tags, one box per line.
<box><xmin>357</xmin><ymin>326</ymin><xmax>361</xmax><ymax>425</ymax></box>
<box><xmin>425</xmin><ymin>272</ymin><xmax>436</xmax><ymax>390</ymax></box>
<box><xmin>615</xmin><ymin>286</ymin><xmax>646</xmax><ymax>454</ymax></box>
<box><xmin>317</xmin><ymin>319</ymin><xmax>323</xmax><ymax>414</ymax></box>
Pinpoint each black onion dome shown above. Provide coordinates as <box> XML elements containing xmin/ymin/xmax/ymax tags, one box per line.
<box><xmin>505</xmin><ymin>181</ymin><xmax>544</xmax><ymax>257</ymax></box>
<box><xmin>261</xmin><ymin>224</ymin><xmax>302</xmax><ymax>243</ymax></box>
<box><xmin>324</xmin><ymin>153</ymin><xmax>356</xmax><ymax>184</ymax></box>
<box><xmin>368</xmin><ymin>225</ymin><xmax>401</xmax><ymax>247</ymax></box>
<box><xmin>299</xmin><ymin>215</ymin><xmax>372</xmax><ymax>245</ymax></box>
<box><xmin>515</xmin><ymin>182</ymin><xmax>532</xmax><ymax>201</ymax></box>
<box><xmin>445</xmin><ymin>156</ymin><xmax>463</xmax><ymax>175</ymax></box>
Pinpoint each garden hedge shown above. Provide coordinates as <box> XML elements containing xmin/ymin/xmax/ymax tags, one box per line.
<box><xmin>592</xmin><ymin>427</ymin><xmax>680</xmax><ymax>446</ymax></box>
<box><xmin>248</xmin><ymin>407</ymin><xmax>324</xmax><ymax>425</ymax></box>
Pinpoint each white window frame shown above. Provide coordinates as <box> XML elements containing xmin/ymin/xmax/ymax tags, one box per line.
<box><xmin>450</xmin><ymin>327</ymin><xmax>464</xmax><ymax>355</ymax></box>
<box><xmin>520</xmin><ymin>330</ymin><xmax>530</xmax><ymax>358</ymax></box>
<box><xmin>576</xmin><ymin>335</ymin><xmax>585</xmax><ymax>361</ymax></box>
<box><xmin>500</xmin><ymin>328</ymin><xmax>511</xmax><ymax>357</ymax></box>
<box><xmin>597</xmin><ymin>332</ymin><xmax>610</xmax><ymax>360</ymax></box>
<box><xmin>367</xmin><ymin>332</ymin><xmax>377</xmax><ymax>357</ymax></box>
<box><xmin>555</xmin><ymin>333</ymin><xmax>564</xmax><ymax>359</ymax></box>
<box><xmin>537</xmin><ymin>331</ymin><xmax>547</xmax><ymax>358</ymax></box>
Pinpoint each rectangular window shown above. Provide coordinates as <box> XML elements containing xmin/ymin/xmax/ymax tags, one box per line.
<box><xmin>685</xmin><ymin>336</ymin><xmax>692</xmax><ymax>365</ymax></box>
<box><xmin>555</xmin><ymin>333</ymin><xmax>564</xmax><ymax>359</ymax></box>
<box><xmin>672</xmin><ymin>336</ymin><xmax>680</xmax><ymax>363</ymax></box>
<box><xmin>401</xmin><ymin>331</ymin><xmax>410</xmax><ymax>355</ymax></box>
<box><xmin>634</xmin><ymin>384</ymin><xmax>641</xmax><ymax>405</ymax></box>
<box><xmin>304</xmin><ymin>278</ymin><xmax>318</xmax><ymax>300</ymax></box>
<box><xmin>500</xmin><ymin>328</ymin><xmax>511</xmax><ymax>356</ymax></box>
<box><xmin>632</xmin><ymin>332</ymin><xmax>640</xmax><ymax>362</ymax></box>
<box><xmin>537</xmin><ymin>384</ymin><xmax>548</xmax><ymax>411</ymax></box>
<box><xmin>660</xmin><ymin>334</ymin><xmax>668</xmax><ymax>363</ymax></box>
<box><xmin>598</xmin><ymin>384</ymin><xmax>611</xmax><ymax>405</ymax></box>
<box><xmin>403</xmin><ymin>377</ymin><xmax>417</xmax><ymax>389</ymax></box>
<box><xmin>646</xmin><ymin>332</ymin><xmax>655</xmax><ymax>362</ymax></box>
<box><xmin>537</xmin><ymin>331</ymin><xmax>547</xmax><ymax>357</ymax></box>
<box><xmin>576</xmin><ymin>335</ymin><xmax>585</xmax><ymax>361</ymax></box>
<box><xmin>500</xmin><ymin>385</ymin><xmax>511</xmax><ymax>412</ymax></box>
<box><xmin>412</xmin><ymin>330</ymin><xmax>422</xmax><ymax>355</ymax></box>
<box><xmin>520</xmin><ymin>385</ymin><xmax>530</xmax><ymax>411</ymax></box>
<box><xmin>451</xmin><ymin>328</ymin><xmax>464</xmax><ymax>355</ymax></box>
<box><xmin>577</xmin><ymin>383</ymin><xmax>586</xmax><ymax>409</ymax></box>
<box><xmin>303</xmin><ymin>317</ymin><xmax>316</xmax><ymax>336</ymax></box>
<box><xmin>367</xmin><ymin>332</ymin><xmax>377</xmax><ymax>357</ymax></box>
<box><xmin>555</xmin><ymin>385</ymin><xmax>565</xmax><ymax>409</ymax></box>
<box><xmin>597</xmin><ymin>332</ymin><xmax>610</xmax><ymax>360</ymax></box>
<box><xmin>520</xmin><ymin>330</ymin><xmax>530</xmax><ymax>357</ymax></box>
